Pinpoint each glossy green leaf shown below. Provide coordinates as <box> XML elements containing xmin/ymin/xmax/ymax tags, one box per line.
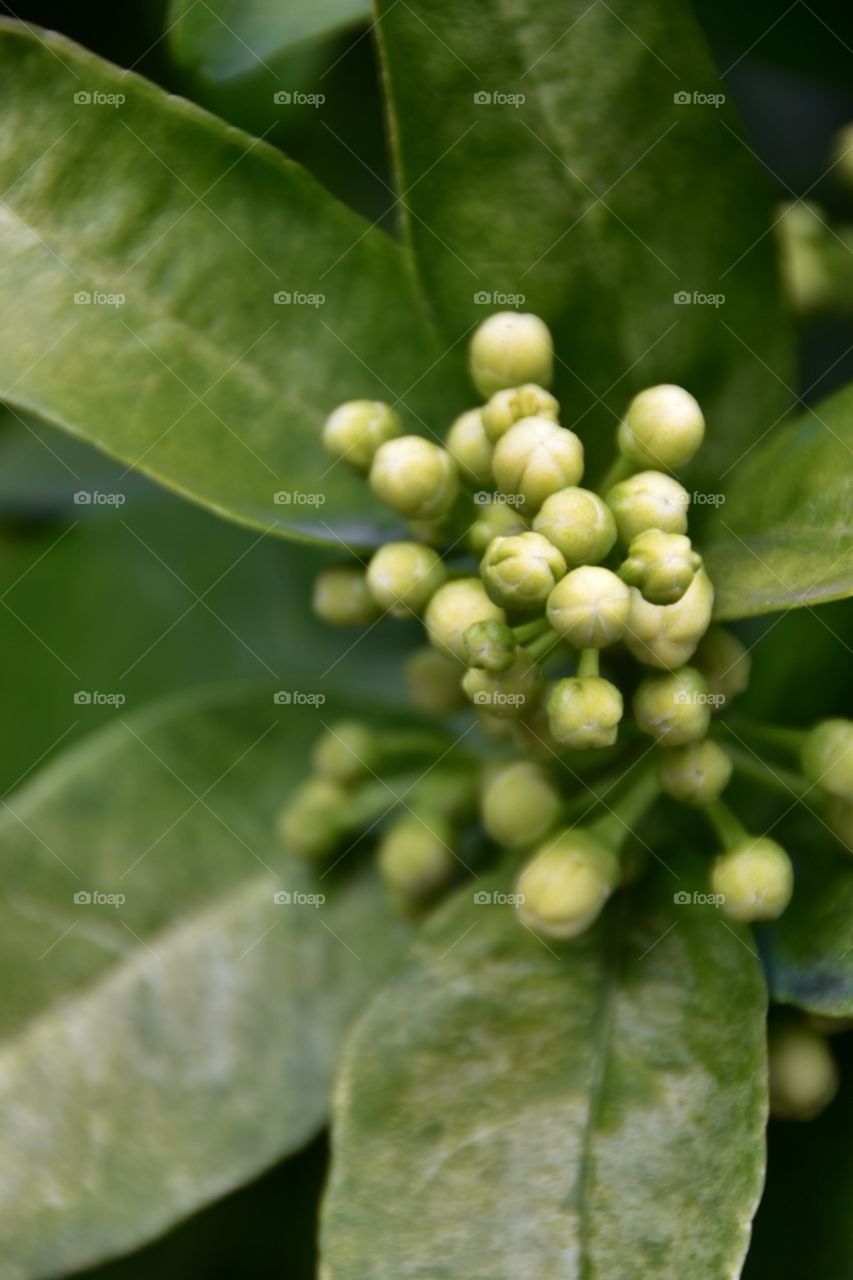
<box><xmin>322</xmin><ymin>862</ymin><xmax>767</xmax><ymax>1279</ymax></box>
<box><xmin>704</xmin><ymin>386</ymin><xmax>853</xmax><ymax>619</ymax></box>
<box><xmin>762</xmin><ymin>853</ymin><xmax>853</xmax><ymax>1016</ymax></box>
<box><xmin>375</xmin><ymin>0</ymin><xmax>794</xmax><ymax>480</ymax></box>
<box><xmin>0</xmin><ymin>687</ymin><xmax>412</xmax><ymax>1277</ymax></box>
<box><xmin>0</xmin><ymin>23</ymin><xmax>463</xmax><ymax>549</ymax></box>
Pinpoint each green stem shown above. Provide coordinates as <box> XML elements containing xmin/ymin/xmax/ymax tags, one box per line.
<box><xmin>597</xmin><ymin>453</ymin><xmax>634</xmax><ymax>494</ymax></box>
<box><xmin>375</xmin><ymin>730</ymin><xmax>456</xmax><ymax>759</ymax></box>
<box><xmin>724</xmin><ymin>743</ymin><xmax>810</xmax><ymax>800</ymax></box>
<box><xmin>513</xmin><ymin>617</ymin><xmax>550</xmax><ymax>644</ymax></box>
<box><xmin>525</xmin><ymin>627</ymin><xmax>563</xmax><ymax>663</ymax></box>
<box><xmin>703</xmin><ymin>798</ymin><xmax>749</xmax><ymax>848</ymax></box>
<box><xmin>726</xmin><ymin>719</ymin><xmax>807</xmax><ymax>756</ymax></box>
<box><xmin>577</xmin><ymin>648</ymin><xmax>600</xmax><ymax>679</ymax></box>
<box><xmin>588</xmin><ymin>764</ymin><xmax>660</xmax><ymax>851</ymax></box>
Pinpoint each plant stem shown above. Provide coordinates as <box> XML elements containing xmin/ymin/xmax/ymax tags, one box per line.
<box><xmin>725</xmin><ymin>719</ymin><xmax>807</xmax><ymax>756</ymax></box>
<box><xmin>724</xmin><ymin>743</ymin><xmax>810</xmax><ymax>799</ymax></box>
<box><xmin>577</xmin><ymin>648</ymin><xmax>599</xmax><ymax>679</ymax></box>
<box><xmin>702</xmin><ymin>798</ymin><xmax>749</xmax><ymax>848</ymax></box>
<box><xmin>597</xmin><ymin>453</ymin><xmax>633</xmax><ymax>494</ymax></box>
<box><xmin>588</xmin><ymin>763</ymin><xmax>659</xmax><ymax>851</ymax></box>
<box><xmin>513</xmin><ymin>617</ymin><xmax>550</xmax><ymax>644</ymax></box>
<box><xmin>525</xmin><ymin>627</ymin><xmax>563</xmax><ymax>663</ymax></box>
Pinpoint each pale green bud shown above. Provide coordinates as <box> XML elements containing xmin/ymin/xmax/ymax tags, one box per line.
<box><xmin>547</xmin><ymin>566</ymin><xmax>630</xmax><ymax>648</ymax></box>
<box><xmin>624</xmin><ymin>569</ymin><xmax>714</xmax><ymax>669</ymax></box>
<box><xmin>617</xmin><ymin>384</ymin><xmax>705</xmax><ymax>470</ymax></box>
<box><xmin>492</xmin><ymin>417</ymin><xmax>584</xmax><ymax>513</ymax></box>
<box><xmin>533</xmin><ymin>486</ymin><xmax>617</xmax><ymax>567</ymax></box>
<box><xmin>312</xmin><ymin>721</ymin><xmax>376</xmax><ymax>785</ymax></box>
<box><xmin>481</xmin><ymin>761</ymin><xmax>561</xmax><ymax>848</ymax></box>
<box><xmin>658</xmin><ymin>740</ymin><xmax>732</xmax><ymax>805</ymax></box>
<box><xmin>711</xmin><ymin>836</ymin><xmax>794</xmax><ymax>922</ymax></box>
<box><xmin>446</xmin><ymin>409</ymin><xmax>494</xmax><ymax>486</ymax></box>
<box><xmin>405</xmin><ymin>647</ymin><xmax>464</xmax><ymax>714</ymax></box>
<box><xmin>378</xmin><ymin>814</ymin><xmax>456</xmax><ymax>899</ymax></box>
<box><xmin>515</xmin><ymin>832</ymin><xmax>620</xmax><ymax>939</ymax></box>
<box><xmin>277</xmin><ymin>778</ymin><xmax>348</xmax><ymax>859</ymax></box>
<box><xmin>776</xmin><ymin>201</ymin><xmax>833</xmax><ymax>314</ymax></box>
<box><xmin>480</xmin><ymin>530</ymin><xmax>566</xmax><ymax>610</ymax></box>
<box><xmin>633</xmin><ymin>667</ymin><xmax>711</xmax><ymax>745</ymax></box>
<box><xmin>313</xmin><ymin>564</ymin><xmax>379</xmax><ymax>626</ymax></box>
<box><xmin>425</xmin><ymin>577</ymin><xmax>505</xmax><ymax>661</ymax></box>
<box><xmin>466</xmin><ymin>498</ymin><xmax>528</xmax><ymax>555</ymax></box>
<box><xmin>693</xmin><ymin>626</ymin><xmax>751</xmax><ymax>707</ymax></box>
<box><xmin>547</xmin><ymin>676</ymin><xmax>623</xmax><ymax>749</ymax></box>
<box><xmin>366</xmin><ymin>541</ymin><xmax>446</xmax><ymax>617</ymax></box>
<box><xmin>768</xmin><ymin>1022</ymin><xmax>839</xmax><ymax>1121</ymax></box>
<box><xmin>606</xmin><ymin>469</ymin><xmax>690</xmax><ymax>546</ymax></box>
<box><xmin>620</xmin><ymin>529</ymin><xmax>701</xmax><ymax>605</ymax></box>
<box><xmin>481</xmin><ymin>383</ymin><xmax>559</xmax><ymax>442</ymax></box>
<box><xmin>322</xmin><ymin>399</ymin><xmax>402</xmax><ymax>471</ymax></box>
<box><xmin>463</xmin><ymin>649</ymin><xmax>540</xmax><ymax>719</ymax></box>
<box><xmin>370</xmin><ymin>435</ymin><xmax>459</xmax><ymax>519</ymax></box>
<box><xmin>469</xmin><ymin>312</ymin><xmax>554</xmax><ymax>398</ymax></box>
<box><xmin>463</xmin><ymin>618</ymin><xmax>517</xmax><ymax>673</ymax></box>
<box><xmin>802</xmin><ymin>719</ymin><xmax>853</xmax><ymax>801</ymax></box>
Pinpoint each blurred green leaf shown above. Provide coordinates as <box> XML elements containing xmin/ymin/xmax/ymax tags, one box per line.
<box><xmin>322</xmin><ymin>861</ymin><xmax>767</xmax><ymax>1279</ymax></box>
<box><xmin>0</xmin><ymin>687</ymin><xmax>412</xmax><ymax>1278</ymax></box>
<box><xmin>762</xmin><ymin>852</ymin><xmax>853</xmax><ymax>1016</ymax></box>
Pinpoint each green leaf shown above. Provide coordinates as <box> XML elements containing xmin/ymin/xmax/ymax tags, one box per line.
<box><xmin>322</xmin><ymin>862</ymin><xmax>768</xmax><ymax>1279</ymax></box>
<box><xmin>762</xmin><ymin>853</ymin><xmax>853</xmax><ymax>1016</ymax></box>
<box><xmin>0</xmin><ymin>23</ymin><xmax>462</xmax><ymax>549</ymax></box>
<box><xmin>0</xmin><ymin>687</ymin><xmax>412</xmax><ymax>1277</ymax></box>
<box><xmin>374</xmin><ymin>0</ymin><xmax>794</xmax><ymax>480</ymax></box>
<box><xmin>704</xmin><ymin>386</ymin><xmax>853</xmax><ymax>619</ymax></box>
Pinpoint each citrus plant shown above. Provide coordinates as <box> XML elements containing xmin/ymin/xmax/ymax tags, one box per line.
<box><xmin>0</xmin><ymin>2</ymin><xmax>851</xmax><ymax>1278</ymax></box>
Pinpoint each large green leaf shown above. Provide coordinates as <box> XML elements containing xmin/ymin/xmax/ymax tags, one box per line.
<box><xmin>0</xmin><ymin>687</ymin><xmax>412</xmax><ymax>1277</ymax></box>
<box><xmin>704</xmin><ymin>386</ymin><xmax>853</xmax><ymax>619</ymax></box>
<box><xmin>0</xmin><ymin>23</ymin><xmax>463</xmax><ymax>549</ymax></box>
<box><xmin>762</xmin><ymin>853</ymin><xmax>853</xmax><ymax>1017</ymax></box>
<box><xmin>322</xmin><ymin>862</ymin><xmax>767</xmax><ymax>1279</ymax></box>
<box><xmin>375</xmin><ymin>0</ymin><xmax>794</xmax><ymax>480</ymax></box>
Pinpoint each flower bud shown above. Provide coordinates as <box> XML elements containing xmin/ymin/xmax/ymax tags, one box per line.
<box><xmin>619</xmin><ymin>529</ymin><xmax>701</xmax><ymax>605</ymax></box>
<box><xmin>469</xmin><ymin>312</ymin><xmax>554</xmax><ymax>398</ymax></box>
<box><xmin>481</xmin><ymin>384</ymin><xmax>559</xmax><ymax>442</ymax></box>
<box><xmin>377</xmin><ymin>814</ymin><xmax>456</xmax><ymax>899</ymax></box>
<box><xmin>322</xmin><ymin>399</ymin><xmax>402</xmax><ymax>471</ymax></box>
<box><xmin>462</xmin><ymin>649</ymin><xmax>540</xmax><ymax>719</ymax></box>
<box><xmin>405</xmin><ymin>647</ymin><xmax>464</xmax><ymax>714</ymax></box>
<box><xmin>481</xmin><ymin>760</ymin><xmax>561</xmax><ymax>848</ymax></box>
<box><xmin>692</xmin><ymin>626</ymin><xmax>751</xmax><ymax>707</ymax></box>
<box><xmin>624</xmin><ymin>569</ymin><xmax>714</xmax><ymax>669</ymax></box>
<box><xmin>515</xmin><ymin>832</ymin><xmax>620</xmax><ymax>939</ymax></box>
<box><xmin>277</xmin><ymin>778</ymin><xmax>348</xmax><ymax>859</ymax></box>
<box><xmin>492</xmin><ymin>417</ymin><xmax>584</xmax><ymax>513</ymax></box>
<box><xmin>711</xmin><ymin>836</ymin><xmax>794</xmax><ymax>922</ymax></box>
<box><xmin>768</xmin><ymin>1022</ymin><xmax>839</xmax><ymax>1121</ymax></box>
<box><xmin>606</xmin><ymin>469</ymin><xmax>690</xmax><ymax>546</ymax></box>
<box><xmin>633</xmin><ymin>667</ymin><xmax>711</xmax><ymax>745</ymax></box>
<box><xmin>480</xmin><ymin>531</ymin><xmax>566</xmax><ymax>610</ymax></box>
<box><xmin>466</xmin><ymin>498</ymin><xmax>527</xmax><ymax>555</ymax></box>
<box><xmin>532</xmin><ymin>486</ymin><xmax>617</xmax><ymax>567</ymax></box>
<box><xmin>312</xmin><ymin>721</ymin><xmax>376</xmax><ymax>785</ymax></box>
<box><xmin>547</xmin><ymin>566</ymin><xmax>630</xmax><ymax>648</ymax></box>
<box><xmin>313</xmin><ymin>564</ymin><xmax>379</xmax><ymax>626</ymax></box>
<box><xmin>658</xmin><ymin>740</ymin><xmax>732</xmax><ymax>805</ymax></box>
<box><xmin>617</xmin><ymin>384</ymin><xmax>705</xmax><ymax>470</ymax></box>
<box><xmin>547</xmin><ymin>676</ymin><xmax>623</xmax><ymax>749</ymax></box>
<box><xmin>446</xmin><ymin>409</ymin><xmax>494</xmax><ymax>485</ymax></box>
<box><xmin>425</xmin><ymin>577</ymin><xmax>505</xmax><ymax>661</ymax></box>
<box><xmin>370</xmin><ymin>435</ymin><xmax>459</xmax><ymax>520</ymax></box>
<box><xmin>366</xmin><ymin>541</ymin><xmax>446</xmax><ymax>617</ymax></box>
<box><xmin>463</xmin><ymin>618</ymin><xmax>517</xmax><ymax>673</ymax></box>
<box><xmin>801</xmin><ymin>719</ymin><xmax>853</xmax><ymax>801</ymax></box>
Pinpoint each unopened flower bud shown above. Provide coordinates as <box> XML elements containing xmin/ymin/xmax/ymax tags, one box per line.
<box><xmin>312</xmin><ymin>721</ymin><xmax>376</xmax><ymax>785</ymax></box>
<box><xmin>515</xmin><ymin>832</ymin><xmax>620</xmax><ymax>939</ymax></box>
<box><xmin>711</xmin><ymin>836</ymin><xmax>793</xmax><ymax>922</ymax></box>
<box><xmin>617</xmin><ymin>384</ymin><xmax>705</xmax><ymax>470</ymax></box>
<box><xmin>480</xmin><ymin>531</ymin><xmax>566</xmax><ymax>610</ymax></box>
<box><xmin>463</xmin><ymin>619</ymin><xmax>517</xmax><ymax>672</ymax></box>
<box><xmin>377</xmin><ymin>814</ymin><xmax>456</xmax><ymax>899</ymax></box>
<box><xmin>462</xmin><ymin>649</ymin><xmax>540</xmax><ymax>719</ymax></box>
<box><xmin>277</xmin><ymin>778</ymin><xmax>348</xmax><ymax>859</ymax></box>
<box><xmin>693</xmin><ymin>626</ymin><xmax>751</xmax><ymax>707</ymax></box>
<box><xmin>532</xmin><ymin>486</ymin><xmax>617</xmax><ymax>566</ymax></box>
<box><xmin>370</xmin><ymin>435</ymin><xmax>459</xmax><ymax>519</ymax></box>
<box><xmin>768</xmin><ymin>1022</ymin><xmax>839</xmax><ymax>1121</ymax></box>
<box><xmin>492</xmin><ymin>417</ymin><xmax>584</xmax><ymax>513</ymax></box>
<box><xmin>322</xmin><ymin>399</ymin><xmax>402</xmax><ymax>471</ymax></box>
<box><xmin>366</xmin><ymin>541</ymin><xmax>446</xmax><ymax>617</ymax></box>
<box><xmin>469</xmin><ymin>312</ymin><xmax>554</xmax><ymax>398</ymax></box>
<box><xmin>547</xmin><ymin>676</ymin><xmax>623</xmax><ymax>749</ymax></box>
<box><xmin>425</xmin><ymin>577</ymin><xmax>505</xmax><ymax>661</ymax></box>
<box><xmin>466</xmin><ymin>498</ymin><xmax>528</xmax><ymax>555</ymax></box>
<box><xmin>405</xmin><ymin>647</ymin><xmax>465</xmax><ymax>714</ymax></box>
<box><xmin>606</xmin><ymin>469</ymin><xmax>690</xmax><ymax>546</ymax></box>
<box><xmin>658</xmin><ymin>740</ymin><xmax>732</xmax><ymax>805</ymax></box>
<box><xmin>313</xmin><ymin>564</ymin><xmax>379</xmax><ymax>626</ymax></box>
<box><xmin>620</xmin><ymin>529</ymin><xmax>701</xmax><ymax>605</ymax></box>
<box><xmin>633</xmin><ymin>667</ymin><xmax>711</xmax><ymax>745</ymax></box>
<box><xmin>481</xmin><ymin>384</ymin><xmax>559</xmax><ymax>442</ymax></box>
<box><xmin>624</xmin><ymin>569</ymin><xmax>714</xmax><ymax>669</ymax></box>
<box><xmin>802</xmin><ymin>719</ymin><xmax>853</xmax><ymax>801</ymax></box>
<box><xmin>446</xmin><ymin>409</ymin><xmax>494</xmax><ymax>485</ymax></box>
<box><xmin>547</xmin><ymin>566</ymin><xmax>630</xmax><ymax>648</ymax></box>
<box><xmin>481</xmin><ymin>760</ymin><xmax>561</xmax><ymax>848</ymax></box>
